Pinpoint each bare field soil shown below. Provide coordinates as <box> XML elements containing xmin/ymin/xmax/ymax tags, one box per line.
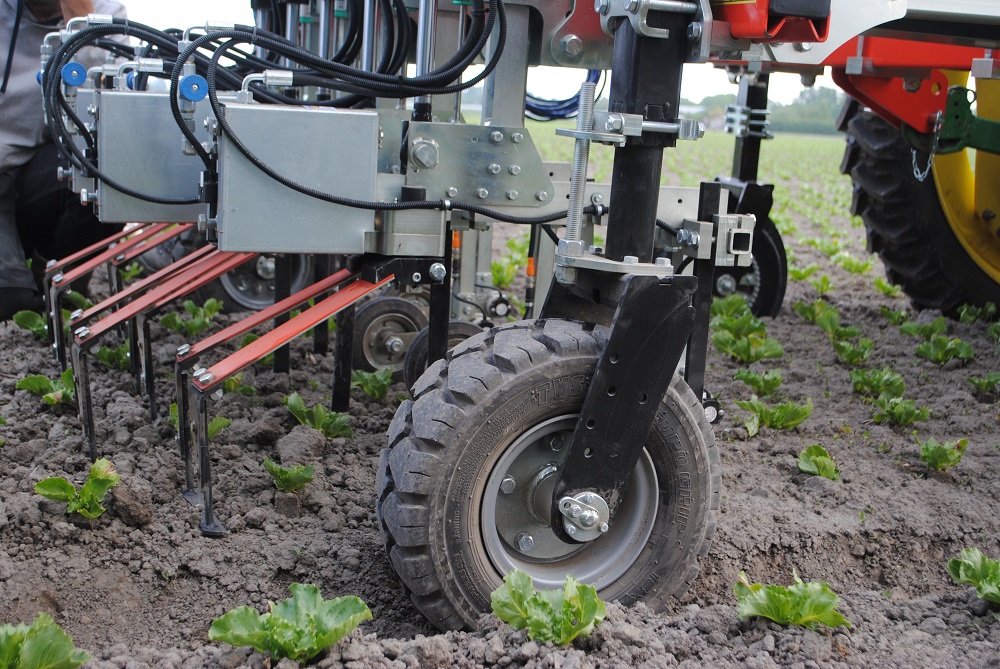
<box><xmin>1</xmin><ymin>132</ymin><xmax>998</xmax><ymax>668</ymax></box>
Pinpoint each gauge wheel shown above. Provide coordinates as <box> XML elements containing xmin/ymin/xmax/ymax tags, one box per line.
<box><xmin>402</xmin><ymin>320</ymin><xmax>484</xmax><ymax>391</ymax></box>
<box><xmin>352</xmin><ymin>296</ymin><xmax>429</xmax><ymax>380</ymax></box>
<box><xmin>840</xmin><ymin>77</ymin><xmax>1000</xmax><ymax>312</ymax></box>
<box><xmin>376</xmin><ymin>319</ymin><xmax>720</xmax><ymax>630</ymax></box>
<box><xmin>190</xmin><ymin>254</ymin><xmax>315</xmax><ymax>313</ymax></box>
<box><xmin>712</xmin><ymin>217</ymin><xmax>787</xmax><ymax>317</ymax></box>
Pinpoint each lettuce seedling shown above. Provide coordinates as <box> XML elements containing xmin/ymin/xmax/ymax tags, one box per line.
<box><xmin>989</xmin><ymin>322</ymin><xmax>1000</xmax><ymax>348</ymax></box>
<box><xmin>798</xmin><ymin>445</ymin><xmax>840</xmax><ymax>481</ymax></box>
<box><xmin>734</xmin><ymin>369</ymin><xmax>782</xmax><ymax>397</ymax></box>
<box><xmin>734</xmin><ymin>571</ymin><xmax>851</xmax><ymax>630</ymax></box>
<box><xmin>835</xmin><ymin>253</ymin><xmax>874</xmax><ymax>275</ymax></box>
<box><xmin>16</xmin><ymin>368</ymin><xmax>76</xmax><ymax>406</ymax></box>
<box><xmin>284</xmin><ymin>392</ymin><xmax>352</xmax><ymax>439</ymax></box>
<box><xmin>0</xmin><ymin>612</ymin><xmax>90</xmax><ymax>669</ymax></box>
<box><xmin>711</xmin><ymin>293</ymin><xmax>752</xmax><ymax>320</ymax></box>
<box><xmin>711</xmin><ymin>312</ymin><xmax>767</xmax><ymax>339</ymax></box>
<box><xmin>948</xmin><ymin>548</ymin><xmax>1000</xmax><ymax>605</ymax></box>
<box><xmin>63</xmin><ymin>290</ymin><xmax>93</xmax><ymax>312</ymax></box>
<box><xmin>168</xmin><ymin>403</ymin><xmax>179</xmax><ymax>431</ymax></box>
<box><xmin>815</xmin><ymin>309</ymin><xmax>860</xmax><ymax>341</ymax></box>
<box><xmin>351</xmin><ymin>368</ymin><xmax>394</xmax><ymax>402</ymax></box>
<box><xmin>118</xmin><ymin>261</ymin><xmax>143</xmax><ymax>283</ymax></box>
<box><xmin>788</xmin><ymin>263</ymin><xmax>820</xmax><ymax>281</ymax></box>
<box><xmin>916</xmin><ymin>433</ymin><xmax>968</xmax><ymax>471</ymax></box>
<box><xmin>160</xmin><ymin>298</ymin><xmax>223</xmax><ymax>337</ymax></box>
<box><xmin>209</xmin><ymin>583</ymin><xmax>371</xmax><ymax>662</ymax></box>
<box><xmin>968</xmin><ymin>372</ymin><xmax>1000</xmax><ymax>396</ymax></box>
<box><xmin>736</xmin><ymin>396</ymin><xmax>813</xmax><ymax>437</ymax></box>
<box><xmin>792</xmin><ymin>299</ymin><xmax>834</xmax><ymax>325</ymax></box>
<box><xmin>209</xmin><ymin>417</ymin><xmax>233</xmax><ymax>441</ymax></box>
<box><xmin>808</xmin><ymin>274</ymin><xmax>833</xmax><ymax>295</ymax></box>
<box><xmin>958</xmin><ymin>302</ymin><xmax>998</xmax><ymax>324</ymax></box>
<box><xmin>94</xmin><ymin>342</ymin><xmax>130</xmax><ymax>370</ymax></box>
<box><xmin>264</xmin><ymin>458</ymin><xmax>314</xmax><ymax>493</ymax></box>
<box><xmin>12</xmin><ymin>310</ymin><xmax>47</xmax><ymax>341</ymax></box>
<box><xmin>872</xmin><ymin>395</ymin><xmax>930</xmax><ymax>426</ymax></box>
<box><xmin>711</xmin><ymin>332</ymin><xmax>784</xmax><ymax>364</ymax></box>
<box><xmin>491</xmin><ymin>258</ymin><xmax>518</xmax><ymax>289</ymax></box>
<box><xmin>832</xmin><ymin>338</ymin><xmax>873</xmax><ymax>367</ymax></box>
<box><xmin>223</xmin><ymin>373</ymin><xmax>256</xmax><ymax>397</ymax></box>
<box><xmin>491</xmin><ymin>570</ymin><xmax>607</xmax><ymax>645</ymax></box>
<box><xmin>900</xmin><ymin>317</ymin><xmax>948</xmax><ymax>341</ymax></box>
<box><xmin>879</xmin><ymin>306</ymin><xmax>909</xmax><ymax>325</ymax></box>
<box><xmin>34</xmin><ymin>458</ymin><xmax>120</xmax><ymax>519</ymax></box>
<box><xmin>850</xmin><ymin>367</ymin><xmax>905</xmax><ymax>400</ymax></box>
<box><xmin>915</xmin><ymin>336</ymin><xmax>974</xmax><ymax>365</ymax></box>
<box><xmin>240</xmin><ymin>333</ymin><xmax>275</xmax><ymax>368</ymax></box>
<box><xmin>873</xmin><ymin>278</ymin><xmax>901</xmax><ymax>297</ymax></box>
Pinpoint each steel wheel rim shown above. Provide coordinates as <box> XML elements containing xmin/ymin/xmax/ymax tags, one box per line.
<box><xmin>361</xmin><ymin>312</ymin><xmax>421</xmax><ymax>369</ymax></box>
<box><xmin>218</xmin><ymin>255</ymin><xmax>313</xmax><ymax>311</ymax></box>
<box><xmin>480</xmin><ymin>414</ymin><xmax>658</xmax><ymax>589</ymax></box>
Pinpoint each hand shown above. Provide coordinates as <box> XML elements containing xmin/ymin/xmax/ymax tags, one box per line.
<box><xmin>60</xmin><ymin>0</ymin><xmax>95</xmax><ymax>21</ymax></box>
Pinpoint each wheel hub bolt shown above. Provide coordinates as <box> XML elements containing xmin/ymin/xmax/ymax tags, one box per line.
<box><xmin>569</xmin><ymin>504</ymin><xmax>583</xmax><ymax>518</ymax></box>
<box><xmin>386</xmin><ymin>337</ymin><xmax>404</xmax><ymax>354</ymax></box>
<box><xmin>500</xmin><ymin>476</ymin><xmax>516</xmax><ymax>494</ymax></box>
<box><xmin>599</xmin><ymin>522</ymin><xmax>609</xmax><ymax>533</ymax></box>
<box><xmin>516</xmin><ymin>532</ymin><xmax>534</xmax><ymax>552</ymax></box>
<box><xmin>566</xmin><ymin>525</ymin><xmax>578</xmax><ymax>537</ymax></box>
<box><xmin>580</xmin><ymin>510</ymin><xmax>598</xmax><ymax>527</ymax></box>
<box><xmin>548</xmin><ymin>435</ymin><xmax>565</xmax><ymax>451</ymax></box>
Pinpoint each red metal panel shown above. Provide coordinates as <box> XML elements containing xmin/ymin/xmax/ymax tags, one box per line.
<box><xmin>832</xmin><ymin>67</ymin><xmax>950</xmax><ymax>132</ymax></box>
<box><xmin>823</xmin><ymin>36</ymin><xmax>984</xmax><ymax>70</ymax></box>
<box><xmin>711</xmin><ymin>0</ymin><xmax>829</xmax><ymax>42</ymax></box>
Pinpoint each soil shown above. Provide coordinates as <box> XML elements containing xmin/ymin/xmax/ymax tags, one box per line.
<box><xmin>2</xmin><ymin>152</ymin><xmax>1000</xmax><ymax>668</ymax></box>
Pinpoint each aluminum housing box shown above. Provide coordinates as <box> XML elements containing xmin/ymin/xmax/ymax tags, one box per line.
<box><xmin>216</xmin><ymin>103</ymin><xmax>379</xmax><ymax>254</ymax></box>
<box><xmin>94</xmin><ymin>90</ymin><xmax>212</xmax><ymax>223</ymax></box>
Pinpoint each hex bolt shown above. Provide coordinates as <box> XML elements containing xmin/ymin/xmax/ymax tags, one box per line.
<box><xmin>588</xmin><ymin>245</ymin><xmax>604</xmax><ymax>255</ymax></box>
<box><xmin>624</xmin><ymin>0</ymin><xmax>639</xmax><ymax>13</ymax></box>
<box><xmin>505</xmin><ymin>190</ymin><xmax>518</xmax><ymax>201</ymax></box>
<box><xmin>591</xmin><ymin>193</ymin><xmax>604</xmax><ymax>204</ymax></box>
<box><xmin>53</xmin><ymin>272</ymin><xmax>64</xmax><ymax>283</ymax></box>
<box><xmin>793</xmin><ymin>42</ymin><xmax>814</xmax><ymax>52</ymax></box>
<box><xmin>595</xmin><ymin>0</ymin><xmax>611</xmax><ymax>15</ymax></box>
<box><xmin>599</xmin><ymin>522</ymin><xmax>609</xmax><ymax>533</ymax></box>
<box><xmin>70</xmin><ymin>309</ymin><xmax>83</xmax><ymax>320</ymax></box>
<box><xmin>199</xmin><ymin>372</ymin><xmax>214</xmax><ymax>383</ymax></box>
<box><xmin>177</xmin><ymin>344</ymin><xmax>191</xmax><ymax>356</ymax></box>
<box><xmin>477</xmin><ymin>188</ymin><xmax>489</xmax><ymax>199</ymax></box>
<box><xmin>429</xmin><ymin>263</ymin><xmax>447</xmax><ymax>281</ymax></box>
<box><xmin>412</xmin><ymin>272</ymin><xmax>422</xmax><ymax>283</ymax></box>
<box><xmin>535</xmin><ymin>191</ymin><xmax>548</xmax><ymax>201</ymax></box>
<box><xmin>508</xmin><ymin>165</ymin><xmax>521</xmax><ymax>175</ymax></box>
<box><xmin>511</xmin><ymin>132</ymin><xmax>524</xmax><ymax>144</ymax></box>
<box><xmin>654</xmin><ymin>257</ymin><xmax>672</xmax><ymax>267</ymax></box>
<box><xmin>623</xmin><ymin>255</ymin><xmax>639</xmax><ymax>264</ymax></box>
<box><xmin>569</xmin><ymin>504</ymin><xmax>583</xmax><ymax>518</ymax></box>
<box><xmin>516</xmin><ymin>532</ymin><xmax>534</xmax><ymax>552</ymax></box>
<box><xmin>580</xmin><ymin>510</ymin><xmax>598</xmax><ymax>527</ymax></box>
<box><xmin>487</xmin><ymin>163</ymin><xmax>501</xmax><ymax>175</ymax></box>
<box><xmin>560</xmin><ymin>35</ymin><xmax>583</xmax><ymax>58</ymax></box>
<box><xmin>489</xmin><ymin>130</ymin><xmax>504</xmax><ymax>144</ymax></box>
<box><xmin>500</xmin><ymin>476</ymin><xmax>516</xmax><ymax>494</ymax></box>
<box><xmin>566</xmin><ymin>524</ymin><xmax>578</xmax><ymax>537</ymax></box>
<box><xmin>446</xmin><ymin>186</ymin><xmax>458</xmax><ymax>197</ymax></box>
<box><xmin>687</xmin><ymin>22</ymin><xmax>702</xmax><ymax>41</ymax></box>
<box><xmin>548</xmin><ymin>434</ymin><xmax>564</xmax><ymax>450</ymax></box>
<box><xmin>193</xmin><ymin>367</ymin><xmax>206</xmax><ymax>377</ymax></box>
<box><xmin>386</xmin><ymin>336</ymin><xmax>404</xmax><ymax>354</ymax></box>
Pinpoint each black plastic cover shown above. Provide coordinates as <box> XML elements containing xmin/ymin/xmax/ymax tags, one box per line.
<box><xmin>770</xmin><ymin>0</ymin><xmax>831</xmax><ymax>20</ymax></box>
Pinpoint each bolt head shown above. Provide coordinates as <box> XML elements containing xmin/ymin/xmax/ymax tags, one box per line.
<box><xmin>511</xmin><ymin>132</ymin><xmax>524</xmax><ymax>144</ymax></box>
<box><xmin>476</xmin><ymin>188</ymin><xmax>489</xmax><ymax>199</ymax></box>
<box><xmin>566</xmin><ymin>524</ymin><xmax>578</xmax><ymax>536</ymax></box>
<box><xmin>489</xmin><ymin>130</ymin><xmax>504</xmax><ymax>143</ymax></box>
<box><xmin>591</xmin><ymin>193</ymin><xmax>605</xmax><ymax>204</ymax></box>
<box><xmin>687</xmin><ymin>22</ymin><xmax>702</xmax><ymax>41</ymax></box>
<box><xmin>549</xmin><ymin>434</ymin><xmax>564</xmax><ymax>450</ymax></box>
<box><xmin>516</xmin><ymin>533</ymin><xmax>534</xmax><ymax>552</ymax></box>
<box><xmin>500</xmin><ymin>476</ymin><xmax>516</xmax><ymax>494</ymax></box>
<box><xmin>505</xmin><ymin>190</ymin><xmax>518</xmax><ymax>201</ymax></box>
<box><xmin>429</xmin><ymin>262</ymin><xmax>447</xmax><ymax>281</ymax></box>
<box><xmin>569</xmin><ymin>504</ymin><xmax>583</xmax><ymax>518</ymax></box>
<box><xmin>487</xmin><ymin>163</ymin><xmax>501</xmax><ymax>175</ymax></box>
<box><xmin>446</xmin><ymin>187</ymin><xmax>458</xmax><ymax>197</ymax></box>
<box><xmin>560</xmin><ymin>35</ymin><xmax>583</xmax><ymax>58</ymax></box>
<box><xmin>508</xmin><ymin>165</ymin><xmax>521</xmax><ymax>176</ymax></box>
<box><xmin>623</xmin><ymin>255</ymin><xmax>639</xmax><ymax>264</ymax></box>
<box><xmin>624</xmin><ymin>0</ymin><xmax>638</xmax><ymax>13</ymax></box>
<box><xmin>599</xmin><ymin>522</ymin><xmax>609</xmax><ymax>533</ymax></box>
<box><xmin>535</xmin><ymin>191</ymin><xmax>548</xmax><ymax>202</ymax></box>
<box><xmin>386</xmin><ymin>337</ymin><xmax>404</xmax><ymax>354</ymax></box>
<box><xmin>412</xmin><ymin>272</ymin><xmax>422</xmax><ymax>283</ymax></box>
<box><xmin>70</xmin><ymin>309</ymin><xmax>83</xmax><ymax>320</ymax></box>
<box><xmin>595</xmin><ymin>0</ymin><xmax>610</xmax><ymax>15</ymax></box>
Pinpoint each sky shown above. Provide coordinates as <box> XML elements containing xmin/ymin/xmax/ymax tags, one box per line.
<box><xmin>123</xmin><ymin>0</ymin><xmax>836</xmax><ymax>105</ymax></box>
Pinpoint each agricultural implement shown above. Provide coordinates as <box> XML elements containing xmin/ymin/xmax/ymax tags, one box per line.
<box><xmin>35</xmin><ymin>0</ymin><xmax>1000</xmax><ymax>631</ymax></box>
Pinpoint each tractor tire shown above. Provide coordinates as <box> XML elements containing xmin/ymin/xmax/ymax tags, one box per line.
<box><xmin>376</xmin><ymin>319</ymin><xmax>720</xmax><ymax>631</ymax></box>
<box><xmin>402</xmin><ymin>320</ymin><xmax>484</xmax><ymax>391</ymax></box>
<box><xmin>841</xmin><ymin>98</ymin><xmax>1000</xmax><ymax>313</ymax></box>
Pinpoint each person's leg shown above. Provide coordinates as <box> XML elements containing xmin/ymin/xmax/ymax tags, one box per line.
<box><xmin>0</xmin><ymin>169</ymin><xmax>42</xmax><ymax>320</ymax></box>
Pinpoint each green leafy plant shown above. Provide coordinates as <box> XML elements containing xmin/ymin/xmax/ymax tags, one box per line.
<box><xmin>872</xmin><ymin>395</ymin><xmax>930</xmax><ymax>426</ymax></box>
<box><xmin>223</xmin><ymin>373</ymin><xmax>256</xmax><ymax>397</ymax></box>
<box><xmin>958</xmin><ymin>302</ymin><xmax>997</xmax><ymax>324</ymax></box>
<box><xmin>900</xmin><ymin>317</ymin><xmax>948</xmax><ymax>341</ymax></box>
<box><xmin>12</xmin><ymin>310</ymin><xmax>47</xmax><ymax>341</ymax></box>
<box><xmin>209</xmin><ymin>583</ymin><xmax>371</xmax><ymax>663</ymax></box>
<box><xmin>797</xmin><ymin>445</ymin><xmax>840</xmax><ymax>481</ymax></box>
<box><xmin>832</xmin><ymin>338</ymin><xmax>873</xmax><ymax>367</ymax></box>
<box><xmin>849</xmin><ymin>367</ymin><xmax>905</xmax><ymax>400</ymax></box>
<box><xmin>879</xmin><ymin>306</ymin><xmax>910</xmax><ymax>325</ymax></box>
<box><xmin>989</xmin><ymin>322</ymin><xmax>1000</xmax><ymax>347</ymax></box>
<box><xmin>734</xmin><ymin>571</ymin><xmax>851</xmax><ymax>630</ymax></box>
<box><xmin>168</xmin><ymin>403</ymin><xmax>179</xmax><ymax>431</ymax></box>
<box><xmin>0</xmin><ymin>415</ymin><xmax>5</xmax><ymax>447</ymax></box>
<box><xmin>34</xmin><ymin>458</ymin><xmax>120</xmax><ymax>519</ymax></box>
<box><xmin>283</xmin><ymin>392</ymin><xmax>352</xmax><ymax>439</ymax></box>
<box><xmin>0</xmin><ymin>612</ymin><xmax>90</xmax><ymax>669</ymax></box>
<box><xmin>788</xmin><ymin>263</ymin><xmax>820</xmax><ymax>281</ymax></box>
<box><xmin>948</xmin><ymin>548</ymin><xmax>1000</xmax><ymax>605</ymax></box>
<box><xmin>792</xmin><ymin>299</ymin><xmax>834</xmax><ymax>325</ymax></box>
<box><xmin>491</xmin><ymin>258</ymin><xmax>518</xmax><ymax>289</ymax></box>
<box><xmin>63</xmin><ymin>290</ymin><xmax>93</xmax><ymax>312</ymax></box>
<box><xmin>118</xmin><ymin>261</ymin><xmax>143</xmax><ymax>283</ymax></box>
<box><xmin>94</xmin><ymin>342</ymin><xmax>130</xmax><ymax>370</ymax></box>
<box><xmin>711</xmin><ymin>293</ymin><xmax>752</xmax><ymax>320</ymax></box>
<box><xmin>505</xmin><ymin>234</ymin><xmax>529</xmax><ymax>266</ymax></box>
<box><xmin>736</xmin><ymin>396</ymin><xmax>813</xmax><ymax>437</ymax></box>
<box><xmin>240</xmin><ymin>333</ymin><xmax>275</xmax><ymax>368</ymax></box>
<box><xmin>159</xmin><ymin>298</ymin><xmax>223</xmax><ymax>337</ymax></box>
<box><xmin>915</xmin><ymin>336</ymin><xmax>974</xmax><ymax>365</ymax></box>
<box><xmin>209</xmin><ymin>417</ymin><xmax>233</xmax><ymax>441</ymax></box>
<box><xmin>873</xmin><ymin>278</ymin><xmax>902</xmax><ymax>297</ymax></box>
<box><xmin>815</xmin><ymin>309</ymin><xmax>860</xmax><ymax>341</ymax></box>
<box><xmin>711</xmin><ymin>332</ymin><xmax>784</xmax><ymax>364</ymax></box>
<box><xmin>711</xmin><ymin>312</ymin><xmax>767</xmax><ymax>339</ymax></box>
<box><xmin>351</xmin><ymin>368</ymin><xmax>394</xmax><ymax>402</ymax></box>
<box><xmin>734</xmin><ymin>369</ymin><xmax>783</xmax><ymax>397</ymax></box>
<box><xmin>16</xmin><ymin>368</ymin><xmax>76</xmax><ymax>406</ymax></box>
<box><xmin>835</xmin><ymin>253</ymin><xmax>874</xmax><ymax>275</ymax></box>
<box><xmin>968</xmin><ymin>372</ymin><xmax>1000</xmax><ymax>396</ymax></box>
<box><xmin>490</xmin><ymin>570</ymin><xmax>607</xmax><ymax>645</ymax></box>
<box><xmin>808</xmin><ymin>274</ymin><xmax>833</xmax><ymax>295</ymax></box>
<box><xmin>916</xmin><ymin>433</ymin><xmax>968</xmax><ymax>471</ymax></box>
<box><xmin>263</xmin><ymin>458</ymin><xmax>315</xmax><ymax>493</ymax></box>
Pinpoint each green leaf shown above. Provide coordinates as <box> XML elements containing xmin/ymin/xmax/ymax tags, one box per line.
<box><xmin>916</xmin><ymin>434</ymin><xmax>968</xmax><ymax>471</ymax></box>
<box><xmin>797</xmin><ymin>445</ymin><xmax>840</xmax><ymax>481</ymax></box>
<box><xmin>734</xmin><ymin>571</ymin><xmax>850</xmax><ymax>630</ymax></box>
<box><xmin>850</xmin><ymin>368</ymin><xmax>905</xmax><ymax>400</ymax></box>
<box><xmin>734</xmin><ymin>369</ymin><xmax>782</xmax><ymax>397</ymax></box>
<box><xmin>916</xmin><ymin>336</ymin><xmax>975</xmax><ymax>365</ymax></box>
<box><xmin>94</xmin><ymin>343</ymin><xmax>130</xmax><ymax>370</ymax></box>
<box><xmin>69</xmin><ymin>459</ymin><xmax>120</xmax><ymax>519</ymax></box>
<box><xmin>736</xmin><ymin>396</ymin><xmax>813</xmax><ymax>434</ymax></box>
<box><xmin>17</xmin><ymin>375</ymin><xmax>55</xmax><ymax>397</ymax></box>
<box><xmin>832</xmin><ymin>338</ymin><xmax>873</xmax><ymax>367</ymax></box>
<box><xmin>263</xmin><ymin>458</ymin><xmax>315</xmax><ymax>493</ymax></box>
<box><xmin>490</xmin><ymin>570</ymin><xmax>606</xmax><ymax>645</ymax></box>
<box><xmin>872</xmin><ymin>396</ymin><xmax>930</xmax><ymax>426</ymax></box>
<box><xmin>711</xmin><ymin>312</ymin><xmax>766</xmax><ymax>339</ymax></box>
<box><xmin>34</xmin><ymin>477</ymin><xmax>76</xmax><ymax>502</ymax></box>
<box><xmin>491</xmin><ymin>570</ymin><xmax>535</xmax><ymax>630</ymax></box>
<box><xmin>208</xmin><ymin>417</ymin><xmax>233</xmax><ymax>441</ymax></box>
<box><xmin>0</xmin><ymin>621</ymin><xmax>30</xmax><ymax>669</ymax></box>
<box><xmin>13</xmin><ymin>311</ymin><xmax>47</xmax><ymax>340</ymax></box>
<box><xmin>901</xmin><ymin>317</ymin><xmax>948</xmax><ymax>341</ymax></box>
<box><xmin>168</xmin><ymin>403</ymin><xmax>179</xmax><ymax>431</ymax></box>
<box><xmin>788</xmin><ymin>263</ymin><xmax>820</xmax><ymax>281</ymax></box>
<box><xmin>947</xmin><ymin>548</ymin><xmax>1000</xmax><ymax>605</ymax></box>
<box><xmin>283</xmin><ymin>393</ymin><xmax>310</xmax><ymax>426</ymax></box>
<box><xmin>711</xmin><ymin>294</ymin><xmax>751</xmax><ymax>319</ymax></box>
<box><xmin>351</xmin><ymin>368</ymin><xmax>394</xmax><ymax>402</ymax></box>
<box><xmin>16</xmin><ymin>613</ymin><xmax>90</xmax><ymax>669</ymax></box>
<box><xmin>967</xmin><ymin>372</ymin><xmax>1000</xmax><ymax>395</ymax></box>
<box><xmin>878</xmin><ymin>306</ymin><xmax>909</xmax><ymax>325</ymax></box>
<box><xmin>208</xmin><ymin>606</ymin><xmax>271</xmax><ymax>652</ymax></box>
<box><xmin>873</xmin><ymin>278</ymin><xmax>901</xmax><ymax>297</ymax></box>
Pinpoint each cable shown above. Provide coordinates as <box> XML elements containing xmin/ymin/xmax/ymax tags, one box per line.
<box><xmin>525</xmin><ymin>69</ymin><xmax>601</xmax><ymax>121</ymax></box>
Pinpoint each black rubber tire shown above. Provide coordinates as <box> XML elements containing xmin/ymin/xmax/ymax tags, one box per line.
<box><xmin>841</xmin><ymin>103</ymin><xmax>1000</xmax><ymax>313</ymax></box>
<box><xmin>402</xmin><ymin>320</ymin><xmax>484</xmax><ymax>391</ymax></box>
<box><xmin>376</xmin><ymin>319</ymin><xmax>721</xmax><ymax>631</ymax></box>
<box><xmin>353</xmin><ymin>296</ymin><xmax>429</xmax><ymax>380</ymax></box>
<box><xmin>713</xmin><ymin>217</ymin><xmax>787</xmax><ymax>318</ymax></box>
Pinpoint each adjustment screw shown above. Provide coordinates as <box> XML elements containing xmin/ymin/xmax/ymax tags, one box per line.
<box><xmin>500</xmin><ymin>476</ymin><xmax>516</xmax><ymax>494</ymax></box>
<box><xmin>490</xmin><ymin>130</ymin><xmax>504</xmax><ymax>143</ymax></box>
